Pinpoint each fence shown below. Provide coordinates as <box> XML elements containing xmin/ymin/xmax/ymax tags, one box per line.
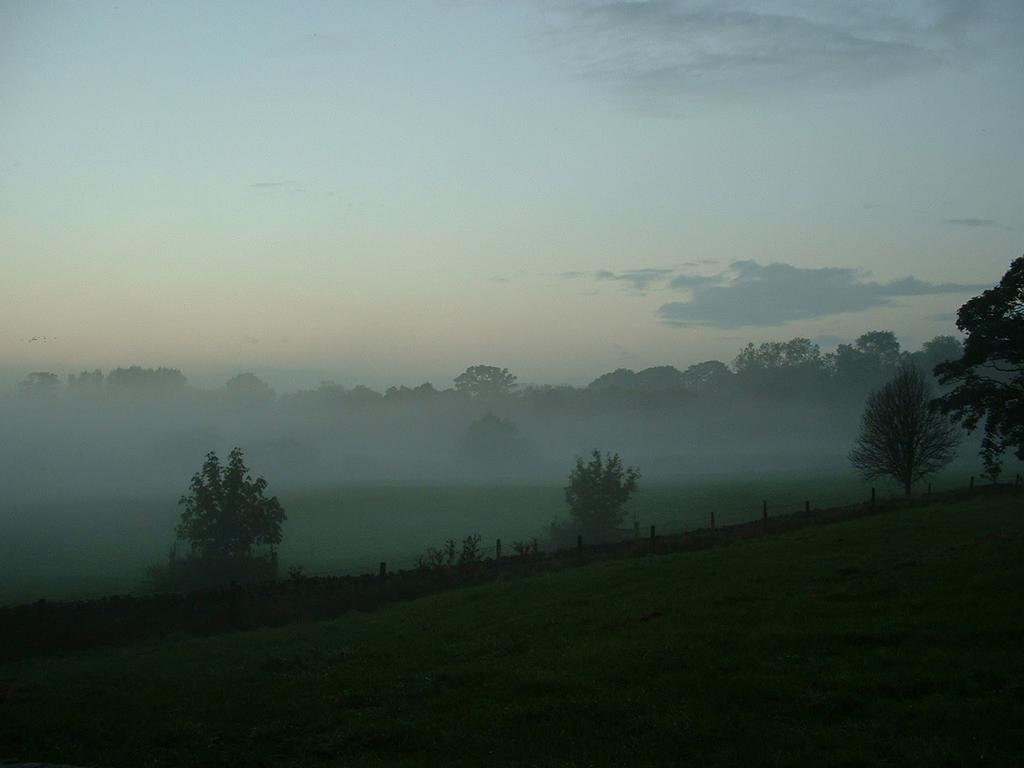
<box><xmin>0</xmin><ymin>476</ymin><xmax>1019</xmax><ymax>664</ymax></box>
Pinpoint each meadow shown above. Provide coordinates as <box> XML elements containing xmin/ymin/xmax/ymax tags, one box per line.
<box><xmin>1</xmin><ymin>490</ymin><xmax>1020</xmax><ymax>766</ymax></box>
<box><xmin>0</xmin><ymin>468</ymin><xmax>982</xmax><ymax>606</ymax></box>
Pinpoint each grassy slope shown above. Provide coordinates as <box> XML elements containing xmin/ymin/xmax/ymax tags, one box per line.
<box><xmin>1</xmin><ymin>493</ymin><xmax>1022</xmax><ymax>767</ymax></box>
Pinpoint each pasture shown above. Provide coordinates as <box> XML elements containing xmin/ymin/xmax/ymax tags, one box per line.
<box><xmin>0</xmin><ymin>467</ymin><xmax>978</xmax><ymax>606</ymax></box>
<box><xmin>1</xmin><ymin>490</ymin><xmax>1021</xmax><ymax>766</ymax></box>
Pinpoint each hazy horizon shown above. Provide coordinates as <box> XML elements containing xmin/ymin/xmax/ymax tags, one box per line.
<box><xmin>4</xmin><ymin>1</ymin><xmax>1022</xmax><ymax>389</ymax></box>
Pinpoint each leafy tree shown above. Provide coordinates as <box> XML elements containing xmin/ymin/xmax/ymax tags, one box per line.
<box><xmin>588</xmin><ymin>368</ymin><xmax>637</xmax><ymax>390</ymax></box>
<box><xmin>934</xmin><ymin>256</ymin><xmax>1024</xmax><ymax>477</ymax></box>
<box><xmin>588</xmin><ymin>366</ymin><xmax>685</xmax><ymax>392</ymax></box>
<box><xmin>565</xmin><ymin>450</ymin><xmax>640</xmax><ymax>535</ymax></box>
<box><xmin>834</xmin><ymin>331</ymin><xmax>904</xmax><ymax>393</ymax></box>
<box><xmin>850</xmin><ymin>364</ymin><xmax>959</xmax><ymax>495</ymax></box>
<box><xmin>454</xmin><ymin>365</ymin><xmax>517</xmax><ymax>397</ymax></box>
<box><xmin>19</xmin><ymin>371</ymin><xmax>60</xmax><ymax>397</ymax></box>
<box><xmin>106</xmin><ymin>366</ymin><xmax>188</xmax><ymax>400</ymax></box>
<box><xmin>176</xmin><ymin>447</ymin><xmax>286</xmax><ymax>561</ymax></box>
<box><xmin>733</xmin><ymin>338</ymin><xmax>827</xmax><ymax>394</ymax></box>
<box><xmin>224</xmin><ymin>372</ymin><xmax>275</xmax><ymax>406</ymax></box>
<box><xmin>680</xmin><ymin>360</ymin><xmax>732</xmax><ymax>392</ymax></box>
<box><xmin>913</xmin><ymin>335</ymin><xmax>963</xmax><ymax>377</ymax></box>
<box><xmin>66</xmin><ymin>369</ymin><xmax>105</xmax><ymax>398</ymax></box>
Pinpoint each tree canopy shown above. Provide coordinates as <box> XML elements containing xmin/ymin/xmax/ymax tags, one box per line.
<box><xmin>850</xmin><ymin>364</ymin><xmax>959</xmax><ymax>495</ymax></box>
<box><xmin>934</xmin><ymin>256</ymin><xmax>1024</xmax><ymax>477</ymax></box>
<box><xmin>565</xmin><ymin>450</ymin><xmax>640</xmax><ymax>535</ymax></box>
<box><xmin>176</xmin><ymin>447</ymin><xmax>286</xmax><ymax>560</ymax></box>
<box><xmin>454</xmin><ymin>365</ymin><xmax>517</xmax><ymax>397</ymax></box>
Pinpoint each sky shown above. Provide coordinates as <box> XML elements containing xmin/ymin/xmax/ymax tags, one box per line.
<box><xmin>2</xmin><ymin>0</ymin><xmax>1022</xmax><ymax>392</ymax></box>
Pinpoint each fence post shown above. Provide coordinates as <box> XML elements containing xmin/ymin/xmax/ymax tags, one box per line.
<box><xmin>710</xmin><ymin>510</ymin><xmax>715</xmax><ymax>530</ymax></box>
<box><xmin>649</xmin><ymin>525</ymin><xmax>656</xmax><ymax>554</ymax></box>
<box><xmin>379</xmin><ymin>562</ymin><xmax>387</xmax><ymax>580</ymax></box>
<box><xmin>634</xmin><ymin>518</ymin><xmax>640</xmax><ymax>540</ymax></box>
<box><xmin>762</xmin><ymin>500</ymin><xmax>767</xmax><ymax>532</ymax></box>
<box><xmin>871</xmin><ymin>487</ymin><xmax>876</xmax><ymax>508</ymax></box>
<box><xmin>577</xmin><ymin>534</ymin><xmax>583</xmax><ymax>563</ymax></box>
<box><xmin>970</xmin><ymin>475</ymin><xmax>975</xmax><ymax>493</ymax></box>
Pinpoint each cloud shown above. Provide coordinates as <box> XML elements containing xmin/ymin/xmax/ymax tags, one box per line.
<box><xmin>562</xmin><ymin>268</ymin><xmax>675</xmax><ymax>289</ymax></box>
<box><xmin>597</xmin><ymin>268</ymin><xmax>675</xmax><ymax>289</ymax></box>
<box><xmin>944</xmin><ymin>217</ymin><xmax>1001</xmax><ymax>228</ymax></box>
<box><xmin>669</xmin><ymin>273</ymin><xmax>719</xmax><ymax>288</ymax></box>
<box><xmin>657</xmin><ymin>260</ymin><xmax>984</xmax><ymax>328</ymax></box>
<box><xmin>539</xmin><ymin>1</ymin><xmax>1022</xmax><ymax>113</ymax></box>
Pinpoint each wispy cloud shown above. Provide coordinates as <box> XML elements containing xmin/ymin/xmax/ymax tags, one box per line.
<box><xmin>657</xmin><ymin>260</ymin><xmax>984</xmax><ymax>328</ymax></box>
<box><xmin>539</xmin><ymin>1</ymin><xmax>1022</xmax><ymax>113</ymax></box>
<box><xmin>562</xmin><ymin>267</ymin><xmax>676</xmax><ymax>290</ymax></box>
<box><xmin>944</xmin><ymin>217</ymin><xmax>1002</xmax><ymax>228</ymax></box>
<box><xmin>249</xmin><ymin>180</ymin><xmax>292</xmax><ymax>189</ymax></box>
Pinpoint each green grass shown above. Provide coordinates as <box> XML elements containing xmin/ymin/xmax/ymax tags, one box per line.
<box><xmin>1</xmin><ymin>491</ymin><xmax>1021</xmax><ymax>766</ymax></box>
<box><xmin>2</xmin><ymin>468</ymin><xmax>970</xmax><ymax>605</ymax></box>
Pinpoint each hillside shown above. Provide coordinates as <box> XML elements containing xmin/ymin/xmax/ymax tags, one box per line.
<box><xmin>1</xmin><ymin>492</ymin><xmax>1022</xmax><ymax>767</ymax></box>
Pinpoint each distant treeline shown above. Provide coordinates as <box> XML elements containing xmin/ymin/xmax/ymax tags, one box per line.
<box><xmin>3</xmin><ymin>331</ymin><xmax>967</xmax><ymax>500</ymax></box>
<box><xmin>19</xmin><ymin>330</ymin><xmax>959</xmax><ymax>402</ymax></box>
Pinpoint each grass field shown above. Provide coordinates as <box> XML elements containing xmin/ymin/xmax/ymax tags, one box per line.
<box><xmin>0</xmin><ymin>469</ymin><xmax>933</xmax><ymax>605</ymax></box>
<box><xmin>1</xmin><ymin>490</ymin><xmax>1021</xmax><ymax>766</ymax></box>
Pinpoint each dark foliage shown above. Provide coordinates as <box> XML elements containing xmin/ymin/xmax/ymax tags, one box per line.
<box><xmin>453</xmin><ymin>365</ymin><xmax>517</xmax><ymax>397</ymax></box>
<box><xmin>565</xmin><ymin>450</ymin><xmax>640</xmax><ymax>536</ymax></box>
<box><xmin>850</xmin><ymin>365</ymin><xmax>959</xmax><ymax>494</ymax></box>
<box><xmin>171</xmin><ymin>447</ymin><xmax>286</xmax><ymax>588</ymax></box>
<box><xmin>935</xmin><ymin>256</ymin><xmax>1024</xmax><ymax>478</ymax></box>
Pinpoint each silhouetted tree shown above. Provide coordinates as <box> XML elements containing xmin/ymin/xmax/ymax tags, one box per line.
<box><xmin>588</xmin><ymin>368</ymin><xmax>637</xmax><ymax>390</ymax></box>
<box><xmin>934</xmin><ymin>256</ymin><xmax>1024</xmax><ymax>478</ymax></box>
<box><xmin>912</xmin><ymin>335</ymin><xmax>963</xmax><ymax>379</ymax></box>
<box><xmin>224</xmin><ymin>372</ymin><xmax>275</xmax><ymax>406</ymax></box>
<box><xmin>565</xmin><ymin>450</ymin><xmax>640</xmax><ymax>536</ymax></box>
<box><xmin>66</xmin><ymin>369</ymin><xmax>105</xmax><ymax>398</ymax></box>
<box><xmin>107</xmin><ymin>366</ymin><xmax>187</xmax><ymax>400</ymax></box>
<box><xmin>680</xmin><ymin>360</ymin><xmax>732</xmax><ymax>392</ymax></box>
<box><xmin>850</xmin><ymin>365</ymin><xmax>959</xmax><ymax>495</ymax></box>
<box><xmin>834</xmin><ymin>331</ymin><xmax>904</xmax><ymax>393</ymax></box>
<box><xmin>454</xmin><ymin>365</ymin><xmax>517</xmax><ymax>397</ymax></box>
<box><xmin>176</xmin><ymin>447</ymin><xmax>286</xmax><ymax>561</ymax></box>
<box><xmin>733</xmin><ymin>338</ymin><xmax>827</xmax><ymax>394</ymax></box>
<box><xmin>19</xmin><ymin>371</ymin><xmax>60</xmax><ymax>397</ymax></box>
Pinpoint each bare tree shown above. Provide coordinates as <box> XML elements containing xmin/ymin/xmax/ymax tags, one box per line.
<box><xmin>850</xmin><ymin>364</ymin><xmax>960</xmax><ymax>496</ymax></box>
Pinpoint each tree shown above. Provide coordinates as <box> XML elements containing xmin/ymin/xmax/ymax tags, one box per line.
<box><xmin>19</xmin><ymin>371</ymin><xmax>60</xmax><ymax>397</ymax></box>
<box><xmin>680</xmin><ymin>360</ymin><xmax>732</xmax><ymax>392</ymax></box>
<box><xmin>564</xmin><ymin>450</ymin><xmax>640</xmax><ymax>535</ymax></box>
<box><xmin>913</xmin><ymin>335</ymin><xmax>963</xmax><ymax>378</ymax></box>
<box><xmin>850</xmin><ymin>365</ymin><xmax>959</xmax><ymax>495</ymax></box>
<box><xmin>454</xmin><ymin>365</ymin><xmax>517</xmax><ymax>397</ymax></box>
<box><xmin>176</xmin><ymin>447</ymin><xmax>286</xmax><ymax>561</ymax></box>
<box><xmin>224</xmin><ymin>372</ymin><xmax>275</xmax><ymax>407</ymax></box>
<box><xmin>934</xmin><ymin>256</ymin><xmax>1024</xmax><ymax>477</ymax></box>
<box><xmin>834</xmin><ymin>331</ymin><xmax>904</xmax><ymax>393</ymax></box>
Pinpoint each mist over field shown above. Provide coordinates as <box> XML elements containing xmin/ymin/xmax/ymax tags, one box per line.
<box><xmin>0</xmin><ymin>335</ymin><xmax>972</xmax><ymax>502</ymax></box>
<box><xmin>6</xmin><ymin>330</ymin><xmax>1013</xmax><ymax>606</ymax></box>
